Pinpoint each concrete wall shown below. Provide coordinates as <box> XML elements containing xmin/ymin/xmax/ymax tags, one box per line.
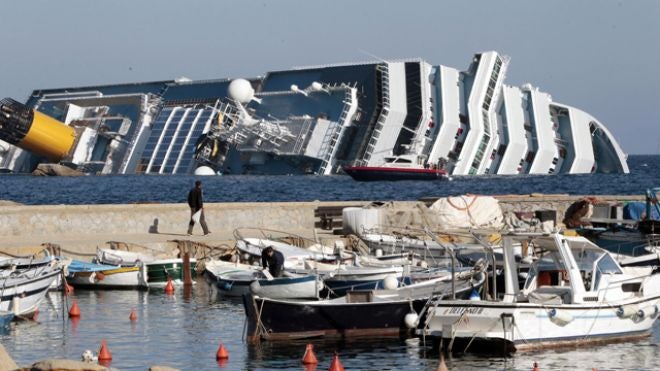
<box><xmin>0</xmin><ymin>201</ymin><xmax>351</xmax><ymax>238</ymax></box>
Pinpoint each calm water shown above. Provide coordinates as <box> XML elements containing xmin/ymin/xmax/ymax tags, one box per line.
<box><xmin>0</xmin><ymin>155</ymin><xmax>658</xmax><ymax>205</ymax></box>
<box><xmin>2</xmin><ymin>278</ymin><xmax>660</xmax><ymax>370</ymax></box>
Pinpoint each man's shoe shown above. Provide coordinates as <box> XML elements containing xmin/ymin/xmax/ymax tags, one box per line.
<box><xmin>187</xmin><ymin>232</ymin><xmax>192</xmax><ymax>236</ymax></box>
<box><xmin>204</xmin><ymin>231</ymin><xmax>212</xmax><ymax>236</ymax></box>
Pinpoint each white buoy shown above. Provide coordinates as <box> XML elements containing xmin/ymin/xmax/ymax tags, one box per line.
<box><xmin>228</xmin><ymin>78</ymin><xmax>256</xmax><ymax>104</ymax></box>
<box><xmin>404</xmin><ymin>311</ymin><xmax>419</xmax><ymax>329</ymax></box>
<box><xmin>382</xmin><ymin>275</ymin><xmax>399</xmax><ymax>290</ymax></box>
<box><xmin>617</xmin><ymin>304</ymin><xmax>639</xmax><ymax>318</ymax></box>
<box><xmin>637</xmin><ymin>305</ymin><xmax>659</xmax><ymax>319</ymax></box>
<box><xmin>194</xmin><ymin>166</ymin><xmax>216</xmax><ymax>176</ymax></box>
<box><xmin>548</xmin><ymin>308</ymin><xmax>573</xmax><ymax>325</ymax></box>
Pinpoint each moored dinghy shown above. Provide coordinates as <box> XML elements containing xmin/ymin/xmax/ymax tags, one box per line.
<box><xmin>66</xmin><ymin>260</ymin><xmax>148</xmax><ymax>290</ymax></box>
<box><xmin>421</xmin><ymin>232</ymin><xmax>660</xmax><ymax>353</ymax></box>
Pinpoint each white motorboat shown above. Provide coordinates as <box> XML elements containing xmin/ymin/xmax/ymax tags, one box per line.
<box><xmin>0</xmin><ymin>261</ymin><xmax>62</xmax><ymax>316</ymax></box>
<box><xmin>421</xmin><ymin>233</ymin><xmax>660</xmax><ymax>353</ymax></box>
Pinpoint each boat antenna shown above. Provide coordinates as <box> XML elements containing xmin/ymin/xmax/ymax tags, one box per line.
<box><xmin>358</xmin><ymin>49</ymin><xmax>390</xmax><ymax>64</ymax></box>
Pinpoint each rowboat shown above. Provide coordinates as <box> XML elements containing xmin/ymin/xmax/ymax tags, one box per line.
<box><xmin>0</xmin><ymin>262</ymin><xmax>62</xmax><ymax>316</ymax></box>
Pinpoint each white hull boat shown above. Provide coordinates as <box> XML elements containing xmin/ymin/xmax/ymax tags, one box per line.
<box><xmin>421</xmin><ymin>233</ymin><xmax>660</xmax><ymax>353</ymax></box>
<box><xmin>67</xmin><ymin>264</ymin><xmax>148</xmax><ymax>290</ymax></box>
<box><xmin>0</xmin><ymin>263</ymin><xmax>62</xmax><ymax>316</ymax></box>
<box><xmin>250</xmin><ymin>274</ymin><xmax>322</xmax><ymax>299</ymax></box>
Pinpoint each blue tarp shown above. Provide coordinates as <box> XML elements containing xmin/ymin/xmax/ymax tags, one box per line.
<box><xmin>623</xmin><ymin>202</ymin><xmax>660</xmax><ymax>221</ymax></box>
<box><xmin>67</xmin><ymin>260</ymin><xmax>119</xmax><ymax>273</ymax></box>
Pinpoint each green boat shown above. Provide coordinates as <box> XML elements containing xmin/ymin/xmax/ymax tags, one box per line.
<box><xmin>146</xmin><ymin>258</ymin><xmax>197</xmax><ymax>286</ymax></box>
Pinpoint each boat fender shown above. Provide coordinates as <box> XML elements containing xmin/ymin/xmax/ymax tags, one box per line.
<box><xmin>469</xmin><ymin>289</ymin><xmax>481</xmax><ymax>301</ymax></box>
<box><xmin>548</xmin><ymin>309</ymin><xmax>573</xmax><ymax>325</ymax></box>
<box><xmin>383</xmin><ymin>275</ymin><xmax>399</xmax><ymax>290</ymax></box>
<box><xmin>404</xmin><ymin>311</ymin><xmax>419</xmax><ymax>329</ymax></box>
<box><xmin>616</xmin><ymin>304</ymin><xmax>639</xmax><ymax>318</ymax></box>
<box><xmin>249</xmin><ymin>281</ymin><xmax>261</xmax><ymax>294</ymax></box>
<box><xmin>375</xmin><ymin>249</ymin><xmax>383</xmax><ymax>257</ymax></box>
<box><xmin>637</xmin><ymin>305</ymin><xmax>659</xmax><ymax>319</ymax></box>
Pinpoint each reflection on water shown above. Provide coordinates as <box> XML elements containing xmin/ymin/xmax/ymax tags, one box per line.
<box><xmin>2</xmin><ymin>278</ymin><xmax>660</xmax><ymax>370</ymax></box>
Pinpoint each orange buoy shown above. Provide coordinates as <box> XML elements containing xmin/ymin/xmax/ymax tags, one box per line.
<box><xmin>98</xmin><ymin>339</ymin><xmax>112</xmax><ymax>361</ymax></box>
<box><xmin>216</xmin><ymin>341</ymin><xmax>229</xmax><ymax>360</ymax></box>
<box><xmin>328</xmin><ymin>351</ymin><xmax>344</xmax><ymax>371</ymax></box>
<box><xmin>164</xmin><ymin>276</ymin><xmax>175</xmax><ymax>294</ymax></box>
<box><xmin>533</xmin><ymin>362</ymin><xmax>539</xmax><ymax>371</ymax></box>
<box><xmin>96</xmin><ymin>272</ymin><xmax>105</xmax><ymax>281</ymax></box>
<box><xmin>129</xmin><ymin>307</ymin><xmax>137</xmax><ymax>321</ymax></box>
<box><xmin>32</xmin><ymin>309</ymin><xmax>39</xmax><ymax>321</ymax></box>
<box><xmin>437</xmin><ymin>352</ymin><xmax>448</xmax><ymax>371</ymax></box>
<box><xmin>68</xmin><ymin>299</ymin><xmax>80</xmax><ymax>318</ymax></box>
<box><xmin>302</xmin><ymin>343</ymin><xmax>318</xmax><ymax>365</ymax></box>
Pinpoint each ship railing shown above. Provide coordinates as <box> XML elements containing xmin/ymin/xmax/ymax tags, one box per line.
<box><xmin>318</xmin><ymin>89</ymin><xmax>356</xmax><ymax>174</ymax></box>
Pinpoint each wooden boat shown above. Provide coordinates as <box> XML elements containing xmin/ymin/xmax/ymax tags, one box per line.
<box><xmin>421</xmin><ymin>233</ymin><xmax>660</xmax><ymax>353</ymax></box>
<box><xmin>249</xmin><ymin>274</ymin><xmax>322</xmax><ymax>299</ymax></box>
<box><xmin>0</xmin><ymin>262</ymin><xmax>62</xmax><ymax>316</ymax></box>
<box><xmin>243</xmin><ymin>269</ymin><xmax>486</xmax><ymax>342</ymax></box>
<box><xmin>67</xmin><ymin>260</ymin><xmax>148</xmax><ymax>290</ymax></box>
<box><xmin>146</xmin><ymin>258</ymin><xmax>197</xmax><ymax>286</ymax></box>
<box><xmin>322</xmin><ymin>266</ymin><xmax>405</xmax><ymax>296</ymax></box>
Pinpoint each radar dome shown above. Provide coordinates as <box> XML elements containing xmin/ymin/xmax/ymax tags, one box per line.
<box><xmin>228</xmin><ymin>79</ymin><xmax>255</xmax><ymax>104</ymax></box>
<box><xmin>194</xmin><ymin>166</ymin><xmax>217</xmax><ymax>176</ymax></box>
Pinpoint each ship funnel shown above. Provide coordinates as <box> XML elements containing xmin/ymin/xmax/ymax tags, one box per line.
<box><xmin>0</xmin><ymin>98</ymin><xmax>75</xmax><ymax>161</ymax></box>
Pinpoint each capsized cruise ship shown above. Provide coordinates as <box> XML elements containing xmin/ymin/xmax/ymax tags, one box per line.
<box><xmin>0</xmin><ymin>51</ymin><xmax>629</xmax><ymax>176</ymax></box>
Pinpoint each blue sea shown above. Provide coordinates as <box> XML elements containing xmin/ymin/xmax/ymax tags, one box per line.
<box><xmin>0</xmin><ymin>155</ymin><xmax>658</xmax><ymax>205</ymax></box>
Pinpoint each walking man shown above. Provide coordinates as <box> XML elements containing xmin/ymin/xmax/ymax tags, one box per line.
<box><xmin>187</xmin><ymin>180</ymin><xmax>210</xmax><ymax>236</ymax></box>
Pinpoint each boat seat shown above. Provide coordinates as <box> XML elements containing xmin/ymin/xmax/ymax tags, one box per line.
<box><xmin>528</xmin><ymin>286</ymin><xmax>572</xmax><ymax>305</ymax></box>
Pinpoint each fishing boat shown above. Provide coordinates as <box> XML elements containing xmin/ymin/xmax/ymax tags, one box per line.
<box><xmin>243</xmin><ymin>268</ymin><xmax>486</xmax><ymax>342</ymax></box>
<box><xmin>323</xmin><ymin>266</ymin><xmax>405</xmax><ymax>296</ymax></box>
<box><xmin>214</xmin><ymin>265</ymin><xmax>320</xmax><ymax>299</ymax></box>
<box><xmin>250</xmin><ymin>273</ymin><xmax>322</xmax><ymax>299</ymax></box>
<box><xmin>96</xmin><ymin>247</ymin><xmax>196</xmax><ymax>286</ymax></box>
<box><xmin>421</xmin><ymin>233</ymin><xmax>660</xmax><ymax>353</ymax></box>
<box><xmin>0</xmin><ymin>261</ymin><xmax>62</xmax><ymax>316</ymax></box>
<box><xmin>66</xmin><ymin>260</ymin><xmax>148</xmax><ymax>290</ymax></box>
<box><xmin>145</xmin><ymin>258</ymin><xmax>197</xmax><ymax>286</ymax></box>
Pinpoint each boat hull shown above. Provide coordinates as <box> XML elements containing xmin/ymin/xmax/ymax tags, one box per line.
<box><xmin>250</xmin><ymin>275</ymin><xmax>321</xmax><ymax>299</ymax></box>
<box><xmin>343</xmin><ymin>166</ymin><xmax>448</xmax><ymax>181</ymax></box>
<box><xmin>425</xmin><ymin>297</ymin><xmax>660</xmax><ymax>353</ymax></box>
<box><xmin>68</xmin><ymin>266</ymin><xmax>148</xmax><ymax>290</ymax></box>
<box><xmin>244</xmin><ymin>294</ymin><xmax>429</xmax><ymax>342</ymax></box>
<box><xmin>0</xmin><ymin>268</ymin><xmax>61</xmax><ymax>316</ymax></box>
<box><xmin>146</xmin><ymin>259</ymin><xmax>197</xmax><ymax>285</ymax></box>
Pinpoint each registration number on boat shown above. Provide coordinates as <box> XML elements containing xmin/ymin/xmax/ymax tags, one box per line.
<box><xmin>444</xmin><ymin>307</ymin><xmax>485</xmax><ymax>315</ymax></box>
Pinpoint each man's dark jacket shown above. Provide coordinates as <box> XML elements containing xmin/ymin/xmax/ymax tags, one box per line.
<box><xmin>187</xmin><ymin>187</ymin><xmax>203</xmax><ymax>211</ymax></box>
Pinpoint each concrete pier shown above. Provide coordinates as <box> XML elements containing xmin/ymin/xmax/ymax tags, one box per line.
<box><xmin>0</xmin><ymin>194</ymin><xmax>644</xmax><ymax>258</ymax></box>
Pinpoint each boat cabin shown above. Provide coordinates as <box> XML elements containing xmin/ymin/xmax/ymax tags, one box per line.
<box><xmin>500</xmin><ymin>234</ymin><xmax>649</xmax><ymax>305</ymax></box>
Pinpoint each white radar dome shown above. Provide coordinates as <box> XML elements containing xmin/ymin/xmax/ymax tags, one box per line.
<box><xmin>194</xmin><ymin>166</ymin><xmax>217</xmax><ymax>176</ymax></box>
<box><xmin>228</xmin><ymin>79</ymin><xmax>255</xmax><ymax>104</ymax></box>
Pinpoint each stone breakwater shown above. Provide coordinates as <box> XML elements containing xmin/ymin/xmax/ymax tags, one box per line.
<box><xmin>0</xmin><ymin>194</ymin><xmax>644</xmax><ymax>257</ymax></box>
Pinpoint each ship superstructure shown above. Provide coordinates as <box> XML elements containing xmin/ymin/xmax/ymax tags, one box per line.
<box><xmin>0</xmin><ymin>51</ymin><xmax>629</xmax><ymax>175</ymax></box>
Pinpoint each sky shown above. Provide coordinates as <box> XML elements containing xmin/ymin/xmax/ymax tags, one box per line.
<box><xmin>1</xmin><ymin>1</ymin><xmax>658</xmax><ymax>154</ymax></box>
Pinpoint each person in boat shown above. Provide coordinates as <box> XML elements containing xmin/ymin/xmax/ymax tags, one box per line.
<box><xmin>261</xmin><ymin>246</ymin><xmax>284</xmax><ymax>277</ymax></box>
<box><xmin>187</xmin><ymin>180</ymin><xmax>211</xmax><ymax>236</ymax></box>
